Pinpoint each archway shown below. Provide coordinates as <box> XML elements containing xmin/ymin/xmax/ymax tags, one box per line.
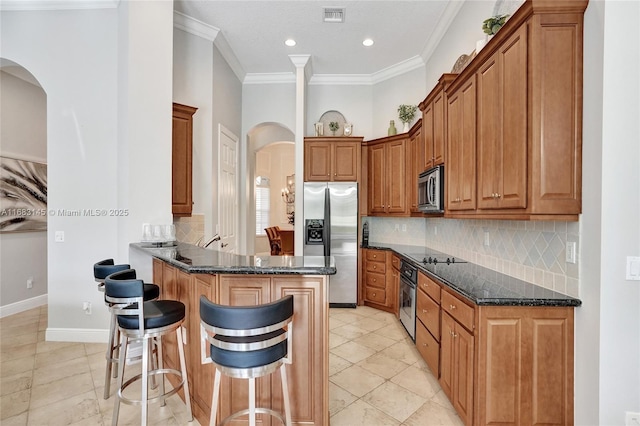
<box><xmin>245</xmin><ymin>122</ymin><xmax>294</xmax><ymax>254</ymax></box>
<box><xmin>0</xmin><ymin>58</ymin><xmax>48</xmax><ymax>316</ymax></box>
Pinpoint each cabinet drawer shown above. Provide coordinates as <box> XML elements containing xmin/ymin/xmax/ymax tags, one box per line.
<box><xmin>366</xmin><ymin>260</ymin><xmax>386</xmax><ymax>274</ymax></box>
<box><xmin>416</xmin><ymin>289</ymin><xmax>440</xmax><ymax>341</ymax></box>
<box><xmin>366</xmin><ymin>250</ymin><xmax>386</xmax><ymax>263</ymax></box>
<box><xmin>416</xmin><ymin>320</ymin><xmax>439</xmax><ymax>377</ymax></box>
<box><xmin>418</xmin><ymin>272</ymin><xmax>441</xmax><ymax>302</ymax></box>
<box><xmin>365</xmin><ymin>271</ymin><xmax>386</xmax><ymax>289</ymax></box>
<box><xmin>441</xmin><ymin>291</ymin><xmax>475</xmax><ymax>332</ymax></box>
<box><xmin>365</xmin><ymin>286</ymin><xmax>386</xmax><ymax>304</ymax></box>
<box><xmin>391</xmin><ymin>255</ymin><xmax>400</xmax><ymax>271</ymax></box>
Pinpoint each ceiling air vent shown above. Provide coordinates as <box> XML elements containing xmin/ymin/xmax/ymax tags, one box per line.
<box><xmin>323</xmin><ymin>8</ymin><xmax>345</xmax><ymax>23</ymax></box>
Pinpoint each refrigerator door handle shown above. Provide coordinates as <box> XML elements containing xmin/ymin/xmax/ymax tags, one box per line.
<box><xmin>324</xmin><ymin>186</ymin><xmax>331</xmax><ymax>257</ymax></box>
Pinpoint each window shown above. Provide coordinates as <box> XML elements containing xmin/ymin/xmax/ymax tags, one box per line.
<box><xmin>255</xmin><ymin>176</ymin><xmax>270</xmax><ymax>235</ymax></box>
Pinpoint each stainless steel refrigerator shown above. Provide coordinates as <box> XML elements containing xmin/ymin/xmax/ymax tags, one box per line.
<box><xmin>303</xmin><ymin>182</ymin><xmax>358</xmax><ymax>307</ymax></box>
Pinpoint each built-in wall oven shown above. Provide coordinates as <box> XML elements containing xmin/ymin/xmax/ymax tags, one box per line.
<box><xmin>399</xmin><ymin>260</ymin><xmax>417</xmax><ymax>341</ymax></box>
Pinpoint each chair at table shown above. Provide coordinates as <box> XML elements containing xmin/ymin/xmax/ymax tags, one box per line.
<box><xmin>105</xmin><ymin>269</ymin><xmax>192</xmax><ymax>425</ymax></box>
<box><xmin>199</xmin><ymin>294</ymin><xmax>294</xmax><ymax>426</ymax></box>
<box><xmin>264</xmin><ymin>226</ymin><xmax>282</xmax><ymax>255</ymax></box>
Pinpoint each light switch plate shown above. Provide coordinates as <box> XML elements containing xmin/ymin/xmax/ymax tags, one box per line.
<box><xmin>626</xmin><ymin>257</ymin><xmax>640</xmax><ymax>281</ymax></box>
<box><xmin>566</xmin><ymin>242</ymin><xmax>577</xmax><ymax>264</ymax></box>
<box><xmin>54</xmin><ymin>231</ymin><xmax>65</xmax><ymax>243</ymax></box>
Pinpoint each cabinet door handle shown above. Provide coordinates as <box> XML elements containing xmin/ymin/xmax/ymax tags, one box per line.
<box><xmin>423</xmin><ymin>343</ymin><xmax>428</xmax><ymax>347</ymax></box>
<box><xmin>449</xmin><ymin>304</ymin><xmax>456</xmax><ymax>310</ymax></box>
<box><xmin>373</xmin><ymin>293</ymin><xmax>376</xmax><ymax>297</ymax></box>
<box><xmin>422</xmin><ymin>309</ymin><xmax>428</xmax><ymax>313</ymax></box>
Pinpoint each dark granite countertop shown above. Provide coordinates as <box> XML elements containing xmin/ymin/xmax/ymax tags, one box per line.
<box><xmin>363</xmin><ymin>243</ymin><xmax>581</xmax><ymax>307</ymax></box>
<box><xmin>131</xmin><ymin>242</ymin><xmax>336</xmax><ymax>275</ymax></box>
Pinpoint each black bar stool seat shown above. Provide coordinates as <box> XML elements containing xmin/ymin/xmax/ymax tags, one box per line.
<box><xmin>118</xmin><ymin>300</ymin><xmax>185</xmax><ymax>330</ymax></box>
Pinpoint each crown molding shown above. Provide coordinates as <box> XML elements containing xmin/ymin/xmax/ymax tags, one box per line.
<box><xmin>0</xmin><ymin>0</ymin><xmax>118</xmax><ymax>10</ymax></box>
<box><xmin>308</xmin><ymin>74</ymin><xmax>373</xmax><ymax>86</ymax></box>
<box><xmin>370</xmin><ymin>55</ymin><xmax>425</xmax><ymax>85</ymax></box>
<box><xmin>420</xmin><ymin>0</ymin><xmax>465</xmax><ymax>64</ymax></box>
<box><xmin>173</xmin><ymin>11</ymin><xmax>246</xmax><ymax>83</ymax></box>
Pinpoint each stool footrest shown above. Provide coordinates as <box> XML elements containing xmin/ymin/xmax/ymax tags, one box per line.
<box><xmin>117</xmin><ymin>368</ymin><xmax>186</xmax><ymax>407</ymax></box>
<box><xmin>220</xmin><ymin>407</ymin><xmax>287</xmax><ymax>426</ymax></box>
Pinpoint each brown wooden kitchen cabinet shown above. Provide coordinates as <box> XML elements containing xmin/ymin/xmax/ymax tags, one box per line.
<box><xmin>446</xmin><ymin>77</ymin><xmax>477</xmax><ymax>212</ymax></box>
<box><xmin>366</xmin><ymin>135</ymin><xmax>408</xmax><ymax>216</ymax></box>
<box><xmin>153</xmin><ymin>259</ymin><xmax>329</xmax><ymax>426</ymax></box>
<box><xmin>443</xmin><ymin>1</ymin><xmax>586</xmax><ymax>220</ymax></box>
<box><xmin>362</xmin><ymin>249</ymin><xmax>397</xmax><ymax>314</ymax></box>
<box><xmin>415</xmin><ymin>272</ymin><xmax>441</xmax><ymax>377</ymax></box>
<box><xmin>407</xmin><ymin>121</ymin><xmax>423</xmax><ymax>214</ymax></box>
<box><xmin>419</xmin><ymin>74</ymin><xmax>456</xmax><ymax>171</ymax></box>
<box><xmin>304</xmin><ymin>137</ymin><xmax>363</xmax><ymax>182</ymax></box>
<box><xmin>477</xmin><ymin>25</ymin><xmax>528</xmax><ymax>210</ymax></box>
<box><xmin>172</xmin><ymin>103</ymin><xmax>197</xmax><ymax>216</ymax></box>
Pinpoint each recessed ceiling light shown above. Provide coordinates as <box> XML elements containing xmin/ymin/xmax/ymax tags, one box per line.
<box><xmin>363</xmin><ymin>38</ymin><xmax>374</xmax><ymax>47</ymax></box>
<box><xmin>285</xmin><ymin>39</ymin><xmax>296</xmax><ymax>47</ymax></box>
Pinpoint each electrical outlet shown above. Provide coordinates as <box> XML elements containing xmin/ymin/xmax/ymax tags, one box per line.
<box><xmin>54</xmin><ymin>231</ymin><xmax>65</xmax><ymax>242</ymax></box>
<box><xmin>394</xmin><ymin>224</ymin><xmax>400</xmax><ymax>232</ymax></box>
<box><xmin>434</xmin><ymin>225</ymin><xmax>438</xmax><ymax>235</ymax></box>
<box><xmin>27</xmin><ymin>277</ymin><xmax>33</xmax><ymax>289</ymax></box>
<box><xmin>402</xmin><ymin>224</ymin><xmax>407</xmax><ymax>232</ymax></box>
<box><xmin>626</xmin><ymin>411</ymin><xmax>640</xmax><ymax>426</ymax></box>
<box><xmin>484</xmin><ymin>231</ymin><xmax>490</xmax><ymax>247</ymax></box>
<box><xmin>626</xmin><ymin>256</ymin><xmax>640</xmax><ymax>281</ymax></box>
<box><xmin>566</xmin><ymin>242</ymin><xmax>577</xmax><ymax>264</ymax></box>
<box><xmin>82</xmin><ymin>301</ymin><xmax>92</xmax><ymax>315</ymax></box>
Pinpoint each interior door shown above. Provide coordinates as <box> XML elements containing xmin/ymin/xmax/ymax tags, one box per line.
<box><xmin>218</xmin><ymin>124</ymin><xmax>238</xmax><ymax>253</ymax></box>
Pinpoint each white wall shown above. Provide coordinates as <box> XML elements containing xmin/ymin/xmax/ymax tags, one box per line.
<box><xmin>307</xmin><ymin>84</ymin><xmax>374</xmax><ymax>139</ymax></box>
<box><xmin>0</xmin><ymin>70</ymin><xmax>48</xmax><ymax>314</ymax></box>
<box><xmin>1</xmin><ymin>2</ymin><xmax>174</xmax><ymax>341</ymax></box>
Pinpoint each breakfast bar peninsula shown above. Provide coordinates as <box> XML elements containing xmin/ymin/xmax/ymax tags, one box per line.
<box><xmin>130</xmin><ymin>242</ymin><xmax>336</xmax><ymax>426</ymax></box>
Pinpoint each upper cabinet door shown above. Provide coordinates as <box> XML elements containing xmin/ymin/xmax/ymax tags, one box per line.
<box><xmin>304</xmin><ymin>141</ymin><xmax>331</xmax><ymax>181</ymax></box>
<box><xmin>332</xmin><ymin>141</ymin><xmax>360</xmax><ymax>181</ymax></box>
<box><xmin>172</xmin><ymin>103</ymin><xmax>198</xmax><ymax>216</ymax></box>
<box><xmin>304</xmin><ymin>137</ymin><xmax>362</xmax><ymax>182</ymax></box>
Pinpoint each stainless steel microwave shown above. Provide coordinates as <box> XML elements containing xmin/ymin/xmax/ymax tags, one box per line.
<box><xmin>417</xmin><ymin>165</ymin><xmax>444</xmax><ymax>213</ymax></box>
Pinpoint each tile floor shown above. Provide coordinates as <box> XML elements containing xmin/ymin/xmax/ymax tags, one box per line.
<box><xmin>0</xmin><ymin>305</ymin><xmax>462</xmax><ymax>425</ymax></box>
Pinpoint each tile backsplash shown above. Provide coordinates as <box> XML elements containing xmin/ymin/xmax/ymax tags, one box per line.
<box><xmin>364</xmin><ymin>216</ymin><xmax>580</xmax><ymax>298</ymax></box>
<box><xmin>173</xmin><ymin>214</ymin><xmax>205</xmax><ymax>245</ymax></box>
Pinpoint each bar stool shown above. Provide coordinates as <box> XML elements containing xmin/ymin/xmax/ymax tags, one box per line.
<box><xmin>93</xmin><ymin>259</ymin><xmax>160</xmax><ymax>399</ymax></box>
<box><xmin>199</xmin><ymin>294</ymin><xmax>294</xmax><ymax>426</ymax></box>
<box><xmin>105</xmin><ymin>269</ymin><xmax>192</xmax><ymax>425</ymax></box>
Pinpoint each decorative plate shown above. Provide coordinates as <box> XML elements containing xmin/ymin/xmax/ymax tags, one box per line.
<box><xmin>319</xmin><ymin>110</ymin><xmax>347</xmax><ymax>136</ymax></box>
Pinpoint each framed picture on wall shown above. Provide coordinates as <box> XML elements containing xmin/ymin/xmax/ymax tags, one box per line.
<box><xmin>0</xmin><ymin>156</ymin><xmax>47</xmax><ymax>232</ymax></box>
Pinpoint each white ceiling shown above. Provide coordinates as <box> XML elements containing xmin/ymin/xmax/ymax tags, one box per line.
<box><xmin>174</xmin><ymin>0</ymin><xmax>465</xmax><ymax>81</ymax></box>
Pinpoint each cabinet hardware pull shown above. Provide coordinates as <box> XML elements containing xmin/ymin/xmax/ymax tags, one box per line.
<box><xmin>422</xmin><ymin>309</ymin><xmax>428</xmax><ymax>313</ymax></box>
<box><xmin>450</xmin><ymin>304</ymin><xmax>456</xmax><ymax>309</ymax></box>
<box><xmin>423</xmin><ymin>343</ymin><xmax>428</xmax><ymax>347</ymax></box>
<box><xmin>453</xmin><ymin>332</ymin><xmax>458</xmax><ymax>338</ymax></box>
<box><xmin>373</xmin><ymin>293</ymin><xmax>376</xmax><ymax>296</ymax></box>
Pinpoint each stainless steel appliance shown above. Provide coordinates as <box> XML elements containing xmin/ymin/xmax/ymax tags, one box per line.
<box><xmin>417</xmin><ymin>165</ymin><xmax>444</xmax><ymax>213</ymax></box>
<box><xmin>399</xmin><ymin>259</ymin><xmax>418</xmax><ymax>340</ymax></box>
<box><xmin>303</xmin><ymin>182</ymin><xmax>358</xmax><ymax>307</ymax></box>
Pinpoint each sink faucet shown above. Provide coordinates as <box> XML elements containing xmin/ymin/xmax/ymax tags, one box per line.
<box><xmin>196</xmin><ymin>234</ymin><xmax>221</xmax><ymax>248</ymax></box>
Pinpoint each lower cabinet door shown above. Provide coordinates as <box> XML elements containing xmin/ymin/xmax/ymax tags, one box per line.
<box><xmin>416</xmin><ymin>319</ymin><xmax>439</xmax><ymax>377</ymax></box>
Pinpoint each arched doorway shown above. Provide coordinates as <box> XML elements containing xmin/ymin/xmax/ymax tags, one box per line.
<box><xmin>0</xmin><ymin>59</ymin><xmax>48</xmax><ymax>316</ymax></box>
<box><xmin>245</xmin><ymin>122</ymin><xmax>294</xmax><ymax>254</ymax></box>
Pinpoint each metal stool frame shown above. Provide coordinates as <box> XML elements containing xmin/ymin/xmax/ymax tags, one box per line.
<box><xmin>105</xmin><ymin>270</ymin><xmax>192</xmax><ymax>426</ymax></box>
<box><xmin>200</xmin><ymin>295</ymin><xmax>294</xmax><ymax>426</ymax></box>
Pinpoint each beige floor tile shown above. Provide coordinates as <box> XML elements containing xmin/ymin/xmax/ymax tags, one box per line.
<box><xmin>0</xmin><ymin>411</ymin><xmax>28</xmax><ymax>426</ymax></box>
<box><xmin>29</xmin><ymin>371</ymin><xmax>95</xmax><ymax>409</ymax></box>
<box><xmin>84</xmin><ymin>342</ymin><xmax>108</xmax><ymax>356</ymax></box>
<box><xmin>0</xmin><ymin>370</ymin><xmax>32</xmax><ymax>396</ymax></box>
<box><xmin>375</xmin><ymin>322</ymin><xmax>409</xmax><ymax>341</ymax></box>
<box><xmin>0</xmin><ymin>333</ymin><xmax>38</xmax><ymax>348</ymax></box>
<box><xmin>0</xmin><ymin>342</ymin><xmax>37</xmax><ymax>362</ymax></box>
<box><xmin>352</xmin><ymin>332</ymin><xmax>397</xmax><ymax>352</ymax></box>
<box><xmin>357</xmin><ymin>352</ymin><xmax>410</xmax><ymax>380</ymax></box>
<box><xmin>403</xmin><ymin>400</ymin><xmax>465</xmax><ymax>426</ymax></box>
<box><xmin>329</xmin><ymin>316</ymin><xmax>347</xmax><ymax>330</ymax></box>
<box><xmin>27</xmin><ymin>390</ymin><xmax>101</xmax><ymax>425</ymax></box>
<box><xmin>330</xmin><ymin>341</ymin><xmax>376</xmax><ymax>364</ymax></box>
<box><xmin>330</xmin><ymin>399</ymin><xmax>399</xmax><ymax>426</ymax></box>
<box><xmin>390</xmin><ymin>364</ymin><xmax>440</xmax><ymax>399</ymax></box>
<box><xmin>0</xmin><ymin>355</ymin><xmax>35</xmax><ymax>378</ymax></box>
<box><xmin>328</xmin><ymin>382</ymin><xmax>357</xmax><ymax>416</ymax></box>
<box><xmin>32</xmin><ymin>355</ymin><xmax>91</xmax><ymax>386</ymax></box>
<box><xmin>361</xmin><ymin>380</ymin><xmax>426</xmax><ymax>422</ymax></box>
<box><xmin>34</xmin><ymin>343</ymin><xmax>86</xmax><ymax>368</ymax></box>
<box><xmin>330</xmin><ymin>365</ymin><xmax>385</xmax><ymax>398</ymax></box>
<box><xmin>351</xmin><ymin>316</ymin><xmax>387</xmax><ymax>332</ymax></box>
<box><xmin>35</xmin><ymin>339</ymin><xmax>78</xmax><ymax>355</ymax></box>
<box><xmin>328</xmin><ymin>353</ymin><xmax>352</xmax><ymax>377</ymax></box>
<box><xmin>68</xmin><ymin>413</ymin><xmax>105</xmax><ymax>425</ymax></box>
<box><xmin>431</xmin><ymin>388</ymin><xmax>457</xmax><ymax>411</ymax></box>
<box><xmin>329</xmin><ymin>311</ymin><xmax>365</xmax><ymax>324</ymax></box>
<box><xmin>331</xmin><ymin>324</ymin><xmax>369</xmax><ymax>340</ymax></box>
<box><xmin>379</xmin><ymin>340</ymin><xmax>423</xmax><ymax>365</ymax></box>
<box><xmin>329</xmin><ymin>332</ymin><xmax>349</xmax><ymax>349</ymax></box>
<box><xmin>0</xmin><ymin>389</ymin><xmax>30</xmax><ymax>420</ymax></box>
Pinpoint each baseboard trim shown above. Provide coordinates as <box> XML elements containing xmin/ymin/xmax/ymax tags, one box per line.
<box><xmin>46</xmin><ymin>327</ymin><xmax>109</xmax><ymax>343</ymax></box>
<box><xmin>0</xmin><ymin>294</ymin><xmax>48</xmax><ymax>318</ymax></box>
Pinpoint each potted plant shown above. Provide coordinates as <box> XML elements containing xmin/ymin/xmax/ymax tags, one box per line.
<box><xmin>397</xmin><ymin>104</ymin><xmax>418</xmax><ymax>132</ymax></box>
<box><xmin>329</xmin><ymin>121</ymin><xmax>340</xmax><ymax>136</ymax></box>
<box><xmin>482</xmin><ymin>14</ymin><xmax>509</xmax><ymax>36</ymax></box>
